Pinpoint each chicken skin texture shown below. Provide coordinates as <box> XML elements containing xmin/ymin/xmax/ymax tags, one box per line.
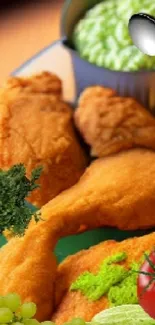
<box><xmin>53</xmin><ymin>232</ymin><xmax>155</xmax><ymax>324</ymax></box>
<box><xmin>74</xmin><ymin>86</ymin><xmax>155</xmax><ymax>157</ymax></box>
<box><xmin>0</xmin><ymin>149</ymin><xmax>155</xmax><ymax>322</ymax></box>
<box><xmin>0</xmin><ymin>72</ymin><xmax>87</xmax><ymax>207</ymax></box>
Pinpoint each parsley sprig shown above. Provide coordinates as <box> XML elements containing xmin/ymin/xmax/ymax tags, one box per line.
<box><xmin>0</xmin><ymin>164</ymin><xmax>42</xmax><ymax>236</ymax></box>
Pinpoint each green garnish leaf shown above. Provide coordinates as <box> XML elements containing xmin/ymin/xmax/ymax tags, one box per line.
<box><xmin>92</xmin><ymin>305</ymin><xmax>155</xmax><ymax>325</ymax></box>
<box><xmin>70</xmin><ymin>252</ymin><xmax>128</xmax><ymax>301</ymax></box>
<box><xmin>0</xmin><ymin>164</ymin><xmax>43</xmax><ymax>236</ymax></box>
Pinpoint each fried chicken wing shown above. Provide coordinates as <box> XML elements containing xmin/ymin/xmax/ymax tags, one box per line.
<box><xmin>0</xmin><ymin>149</ymin><xmax>155</xmax><ymax>322</ymax></box>
<box><xmin>74</xmin><ymin>86</ymin><xmax>155</xmax><ymax>157</ymax></box>
<box><xmin>0</xmin><ymin>72</ymin><xmax>87</xmax><ymax>207</ymax></box>
<box><xmin>53</xmin><ymin>232</ymin><xmax>155</xmax><ymax>324</ymax></box>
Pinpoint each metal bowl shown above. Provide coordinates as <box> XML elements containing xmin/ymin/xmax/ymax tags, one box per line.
<box><xmin>60</xmin><ymin>0</ymin><xmax>155</xmax><ymax>112</ymax></box>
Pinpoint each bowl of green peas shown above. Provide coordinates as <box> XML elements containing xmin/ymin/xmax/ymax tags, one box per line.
<box><xmin>59</xmin><ymin>0</ymin><xmax>155</xmax><ymax>111</ymax></box>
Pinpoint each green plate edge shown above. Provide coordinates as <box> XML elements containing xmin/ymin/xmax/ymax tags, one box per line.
<box><xmin>1</xmin><ymin>202</ymin><xmax>154</xmax><ymax>263</ymax></box>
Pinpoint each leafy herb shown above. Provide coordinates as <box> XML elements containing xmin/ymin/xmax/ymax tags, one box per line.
<box><xmin>0</xmin><ymin>164</ymin><xmax>42</xmax><ymax>236</ymax></box>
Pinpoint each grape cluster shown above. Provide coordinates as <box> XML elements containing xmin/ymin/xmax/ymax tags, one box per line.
<box><xmin>0</xmin><ymin>294</ymin><xmax>86</xmax><ymax>325</ymax></box>
<box><xmin>0</xmin><ymin>293</ymin><xmax>54</xmax><ymax>325</ymax></box>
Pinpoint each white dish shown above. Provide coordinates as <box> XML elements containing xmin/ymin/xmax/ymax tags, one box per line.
<box><xmin>12</xmin><ymin>41</ymin><xmax>76</xmax><ymax>103</ymax></box>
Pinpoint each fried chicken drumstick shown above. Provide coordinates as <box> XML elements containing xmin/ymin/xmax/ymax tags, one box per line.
<box><xmin>0</xmin><ymin>149</ymin><xmax>155</xmax><ymax>322</ymax></box>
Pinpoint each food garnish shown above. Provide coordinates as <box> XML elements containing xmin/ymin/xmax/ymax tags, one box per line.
<box><xmin>0</xmin><ymin>164</ymin><xmax>42</xmax><ymax>236</ymax></box>
<box><xmin>0</xmin><ymin>293</ymin><xmax>54</xmax><ymax>325</ymax></box>
<box><xmin>0</xmin><ymin>293</ymin><xmax>88</xmax><ymax>325</ymax></box>
<box><xmin>0</xmin><ymin>293</ymin><xmax>37</xmax><ymax>324</ymax></box>
<box><xmin>70</xmin><ymin>252</ymin><xmax>139</xmax><ymax>305</ymax></box>
<box><xmin>0</xmin><ymin>155</ymin><xmax>155</xmax><ymax>322</ymax></box>
<box><xmin>92</xmin><ymin>304</ymin><xmax>155</xmax><ymax>324</ymax></box>
<box><xmin>0</xmin><ymin>73</ymin><xmax>87</xmax><ymax>208</ymax></box>
<box><xmin>137</xmin><ymin>250</ymin><xmax>155</xmax><ymax>319</ymax></box>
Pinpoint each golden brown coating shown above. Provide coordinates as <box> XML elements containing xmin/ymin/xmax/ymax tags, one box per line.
<box><xmin>30</xmin><ymin>148</ymin><xmax>155</xmax><ymax>233</ymax></box>
<box><xmin>53</xmin><ymin>232</ymin><xmax>155</xmax><ymax>324</ymax></box>
<box><xmin>0</xmin><ymin>225</ymin><xmax>58</xmax><ymax>321</ymax></box>
<box><xmin>1</xmin><ymin>149</ymin><xmax>155</xmax><ymax>321</ymax></box>
<box><xmin>0</xmin><ymin>72</ymin><xmax>87</xmax><ymax>207</ymax></box>
<box><xmin>1</xmin><ymin>71</ymin><xmax>62</xmax><ymax>97</ymax></box>
<box><xmin>75</xmin><ymin>86</ymin><xmax>155</xmax><ymax>157</ymax></box>
<box><xmin>78</xmin><ymin>86</ymin><xmax>116</xmax><ymax>107</ymax></box>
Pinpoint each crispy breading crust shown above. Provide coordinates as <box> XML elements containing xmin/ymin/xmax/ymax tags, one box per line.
<box><xmin>0</xmin><ymin>149</ymin><xmax>155</xmax><ymax>322</ymax></box>
<box><xmin>0</xmin><ymin>72</ymin><xmax>87</xmax><ymax>207</ymax></box>
<box><xmin>75</xmin><ymin>86</ymin><xmax>155</xmax><ymax>157</ymax></box>
<box><xmin>34</xmin><ymin>148</ymin><xmax>155</xmax><ymax>232</ymax></box>
<box><xmin>2</xmin><ymin>72</ymin><xmax>62</xmax><ymax>97</ymax></box>
<box><xmin>52</xmin><ymin>232</ymin><xmax>155</xmax><ymax>324</ymax></box>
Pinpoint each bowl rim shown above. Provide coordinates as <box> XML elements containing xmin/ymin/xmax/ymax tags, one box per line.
<box><xmin>61</xmin><ymin>0</ymin><xmax>155</xmax><ymax>75</ymax></box>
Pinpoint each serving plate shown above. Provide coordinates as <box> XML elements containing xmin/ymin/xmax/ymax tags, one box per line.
<box><xmin>0</xmin><ymin>41</ymin><xmax>153</xmax><ymax>263</ymax></box>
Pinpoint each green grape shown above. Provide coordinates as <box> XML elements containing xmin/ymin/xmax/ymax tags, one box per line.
<box><xmin>20</xmin><ymin>303</ymin><xmax>37</xmax><ymax>319</ymax></box>
<box><xmin>24</xmin><ymin>319</ymin><xmax>40</xmax><ymax>325</ymax></box>
<box><xmin>13</xmin><ymin>322</ymin><xmax>23</xmax><ymax>325</ymax></box>
<box><xmin>4</xmin><ymin>293</ymin><xmax>21</xmax><ymax>312</ymax></box>
<box><xmin>0</xmin><ymin>307</ymin><xmax>13</xmax><ymax>323</ymax></box>
<box><xmin>0</xmin><ymin>297</ymin><xmax>5</xmax><ymax>308</ymax></box>
<box><xmin>41</xmin><ymin>322</ymin><xmax>55</xmax><ymax>325</ymax></box>
<box><xmin>71</xmin><ymin>318</ymin><xmax>85</xmax><ymax>325</ymax></box>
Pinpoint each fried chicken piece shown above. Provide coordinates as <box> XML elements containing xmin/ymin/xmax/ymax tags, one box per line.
<box><xmin>0</xmin><ymin>72</ymin><xmax>87</xmax><ymax>207</ymax></box>
<box><xmin>78</xmin><ymin>86</ymin><xmax>116</xmax><ymax>106</ymax></box>
<box><xmin>33</xmin><ymin>148</ymin><xmax>155</xmax><ymax>232</ymax></box>
<box><xmin>1</xmin><ymin>71</ymin><xmax>62</xmax><ymax>97</ymax></box>
<box><xmin>74</xmin><ymin>86</ymin><xmax>155</xmax><ymax>157</ymax></box>
<box><xmin>53</xmin><ymin>232</ymin><xmax>155</xmax><ymax>324</ymax></box>
<box><xmin>0</xmin><ymin>225</ymin><xmax>58</xmax><ymax>321</ymax></box>
<box><xmin>0</xmin><ymin>149</ymin><xmax>155</xmax><ymax>321</ymax></box>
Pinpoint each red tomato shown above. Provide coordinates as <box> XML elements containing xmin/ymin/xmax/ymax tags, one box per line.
<box><xmin>137</xmin><ymin>250</ymin><xmax>155</xmax><ymax>319</ymax></box>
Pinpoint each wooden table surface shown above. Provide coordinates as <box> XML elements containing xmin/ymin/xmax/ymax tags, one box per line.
<box><xmin>0</xmin><ymin>0</ymin><xmax>63</xmax><ymax>84</ymax></box>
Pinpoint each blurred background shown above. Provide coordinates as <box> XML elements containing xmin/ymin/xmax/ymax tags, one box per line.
<box><xmin>0</xmin><ymin>0</ymin><xmax>63</xmax><ymax>83</ymax></box>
